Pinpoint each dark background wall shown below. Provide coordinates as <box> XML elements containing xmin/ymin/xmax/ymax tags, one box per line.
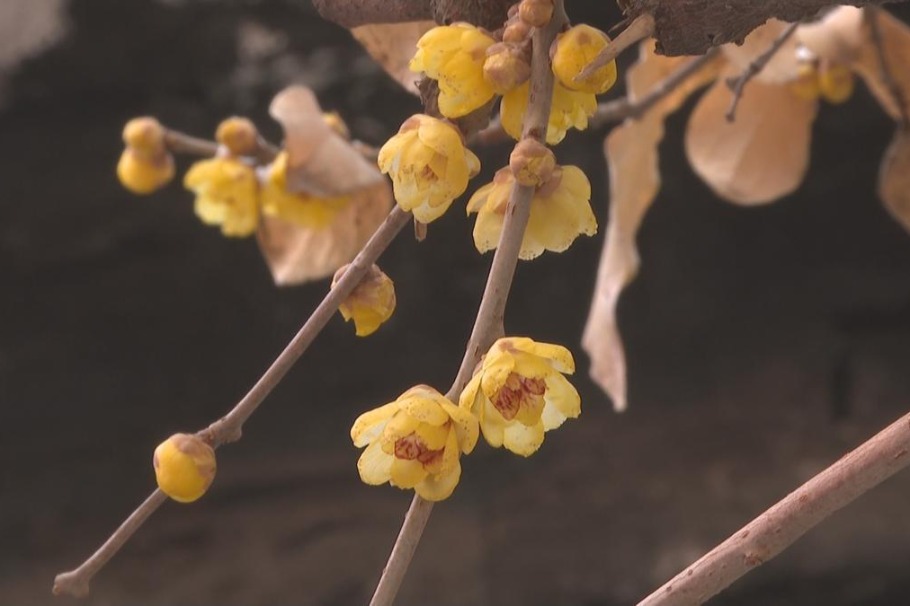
<box><xmin>2</xmin><ymin>1</ymin><xmax>910</xmax><ymax>604</ymax></box>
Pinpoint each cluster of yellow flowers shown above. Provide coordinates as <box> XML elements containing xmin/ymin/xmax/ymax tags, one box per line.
<box><xmin>351</xmin><ymin>337</ymin><xmax>581</xmax><ymax>500</ymax></box>
<box><xmin>117</xmin><ymin>116</ymin><xmax>353</xmax><ymax>238</ymax></box>
<box><xmin>790</xmin><ymin>61</ymin><xmax>856</xmax><ymax>104</ymax></box>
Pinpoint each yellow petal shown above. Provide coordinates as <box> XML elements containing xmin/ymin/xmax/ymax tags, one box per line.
<box><xmin>437</xmin><ymin>398</ymin><xmax>480</xmax><ymax>454</ymax></box>
<box><xmin>499</xmin><ymin>337</ymin><xmax>576</xmax><ymax>374</ymax></box>
<box><xmin>502</xmin><ymin>420</ymin><xmax>545</xmax><ymax>457</ymax></box>
<box><xmin>480</xmin><ymin>354</ymin><xmax>515</xmax><ymax>399</ymax></box>
<box><xmin>415</xmin><ymin>459</ymin><xmax>461</xmax><ymax>501</ymax></box>
<box><xmin>380</xmin><ymin>412</ymin><xmax>421</xmax><ymax>454</ymax></box>
<box><xmin>398</xmin><ymin>387</ymin><xmax>451</xmax><ymax>425</ymax></box>
<box><xmin>357</xmin><ymin>440</ymin><xmax>394</xmax><ymax>485</ymax></box>
<box><xmin>480</xmin><ymin>396</ymin><xmax>506</xmax><ymax>448</ymax></box>
<box><xmin>351</xmin><ymin>401</ymin><xmax>401</xmax><ymax>447</ymax></box>
<box><xmin>390</xmin><ymin>457</ymin><xmax>428</xmax><ymax>489</ymax></box>
<box><xmin>415</xmin><ymin>422</ymin><xmax>450</xmax><ymax>451</ymax></box>
<box><xmin>458</xmin><ymin>373</ymin><xmax>483</xmax><ymax>412</ymax></box>
<box><xmin>542</xmin><ymin>372</ymin><xmax>581</xmax><ymax>428</ymax></box>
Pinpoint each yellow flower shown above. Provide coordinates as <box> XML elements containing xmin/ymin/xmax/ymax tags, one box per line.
<box><xmin>818</xmin><ymin>63</ymin><xmax>855</xmax><ymax>104</ymax></box>
<box><xmin>117</xmin><ymin>117</ymin><xmax>174</xmax><ymax>194</ymax></box>
<box><xmin>377</xmin><ymin>114</ymin><xmax>480</xmax><ymax>223</ymax></box>
<box><xmin>183</xmin><ymin>157</ymin><xmax>259</xmax><ymax>237</ymax></box>
<box><xmin>500</xmin><ymin>81</ymin><xmax>597</xmax><ymax>145</ymax></box>
<box><xmin>351</xmin><ymin>385</ymin><xmax>479</xmax><ymax>501</ymax></box>
<box><xmin>153</xmin><ymin>433</ymin><xmax>216</xmax><ymax>503</ymax></box>
<box><xmin>459</xmin><ymin>337</ymin><xmax>580</xmax><ymax>457</ymax></box>
<box><xmin>332</xmin><ymin>264</ymin><xmax>396</xmax><ymax>337</ymax></box>
<box><xmin>552</xmin><ymin>24</ymin><xmax>619</xmax><ymax>94</ymax></box>
<box><xmin>467</xmin><ymin>165</ymin><xmax>596</xmax><ymax>259</ymax></box>
<box><xmin>261</xmin><ymin>152</ymin><xmax>349</xmax><ymax>228</ymax></box>
<box><xmin>410</xmin><ymin>23</ymin><xmax>497</xmax><ymax>118</ymax></box>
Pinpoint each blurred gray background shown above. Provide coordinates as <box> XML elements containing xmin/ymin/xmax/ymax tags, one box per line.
<box><xmin>2</xmin><ymin>1</ymin><xmax>910</xmax><ymax>604</ymax></box>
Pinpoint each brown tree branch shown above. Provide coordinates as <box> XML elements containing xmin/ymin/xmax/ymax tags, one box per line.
<box><xmin>637</xmin><ymin>410</ymin><xmax>910</xmax><ymax>606</ymax></box>
<box><xmin>577</xmin><ymin>13</ymin><xmax>655</xmax><ymax>83</ymax></box>
<box><xmin>52</xmin><ymin>206</ymin><xmax>412</xmax><ymax>598</ymax></box>
<box><xmin>312</xmin><ymin>0</ymin><xmax>514</xmax><ymax>30</ymax></box>
<box><xmin>624</xmin><ymin>0</ymin><xmax>908</xmax><ymax>57</ymax></box>
<box><xmin>724</xmin><ymin>22</ymin><xmax>799</xmax><ymax>122</ymax></box>
<box><xmin>366</xmin><ymin>4</ymin><xmax>568</xmax><ymax>606</ymax></box>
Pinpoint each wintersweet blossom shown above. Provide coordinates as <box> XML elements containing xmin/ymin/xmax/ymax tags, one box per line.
<box><xmin>153</xmin><ymin>433</ymin><xmax>216</xmax><ymax>503</ymax></box>
<box><xmin>551</xmin><ymin>24</ymin><xmax>619</xmax><ymax>94</ymax></box>
<box><xmin>261</xmin><ymin>152</ymin><xmax>350</xmax><ymax>228</ymax></box>
<box><xmin>351</xmin><ymin>385</ymin><xmax>479</xmax><ymax>501</ymax></box>
<box><xmin>459</xmin><ymin>337</ymin><xmax>580</xmax><ymax>457</ymax></box>
<box><xmin>467</xmin><ymin>165</ymin><xmax>596</xmax><ymax>259</ymax></box>
<box><xmin>377</xmin><ymin>114</ymin><xmax>480</xmax><ymax>223</ymax></box>
<box><xmin>500</xmin><ymin>81</ymin><xmax>597</xmax><ymax>145</ymax></box>
<box><xmin>332</xmin><ymin>263</ymin><xmax>396</xmax><ymax>337</ymax></box>
<box><xmin>409</xmin><ymin>23</ymin><xmax>497</xmax><ymax>118</ymax></box>
<box><xmin>183</xmin><ymin>157</ymin><xmax>259</xmax><ymax>237</ymax></box>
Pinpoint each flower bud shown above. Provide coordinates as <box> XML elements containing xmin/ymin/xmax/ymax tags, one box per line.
<box><xmin>509</xmin><ymin>138</ymin><xmax>556</xmax><ymax>187</ymax></box>
<box><xmin>153</xmin><ymin>433</ymin><xmax>216</xmax><ymax>503</ymax></box>
<box><xmin>117</xmin><ymin>148</ymin><xmax>175</xmax><ymax>195</ymax></box>
<box><xmin>789</xmin><ymin>62</ymin><xmax>821</xmax><ymax>101</ymax></box>
<box><xmin>818</xmin><ymin>63</ymin><xmax>854</xmax><ymax>104</ymax></box>
<box><xmin>332</xmin><ymin>264</ymin><xmax>396</xmax><ymax>337</ymax></box>
<box><xmin>123</xmin><ymin>117</ymin><xmax>166</xmax><ymax>153</ymax></box>
<box><xmin>502</xmin><ymin>20</ymin><xmax>532</xmax><ymax>44</ymax></box>
<box><xmin>483</xmin><ymin>43</ymin><xmax>531</xmax><ymax>95</ymax></box>
<box><xmin>518</xmin><ymin>0</ymin><xmax>553</xmax><ymax>28</ymax></box>
<box><xmin>215</xmin><ymin>116</ymin><xmax>259</xmax><ymax>156</ymax></box>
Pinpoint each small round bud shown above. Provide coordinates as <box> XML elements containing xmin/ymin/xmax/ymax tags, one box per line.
<box><xmin>117</xmin><ymin>147</ymin><xmax>175</xmax><ymax>195</ymax></box>
<box><xmin>502</xmin><ymin>21</ymin><xmax>532</xmax><ymax>44</ymax></box>
<box><xmin>509</xmin><ymin>138</ymin><xmax>556</xmax><ymax>187</ymax></box>
<box><xmin>122</xmin><ymin>117</ymin><xmax>166</xmax><ymax>153</ymax></box>
<box><xmin>322</xmin><ymin>111</ymin><xmax>351</xmax><ymax>140</ymax></box>
<box><xmin>518</xmin><ymin>0</ymin><xmax>553</xmax><ymax>28</ymax></box>
<box><xmin>332</xmin><ymin>264</ymin><xmax>397</xmax><ymax>337</ymax></box>
<box><xmin>818</xmin><ymin>63</ymin><xmax>854</xmax><ymax>105</ymax></box>
<box><xmin>215</xmin><ymin>116</ymin><xmax>259</xmax><ymax>156</ymax></box>
<box><xmin>153</xmin><ymin>433</ymin><xmax>216</xmax><ymax>503</ymax></box>
<box><xmin>789</xmin><ymin>62</ymin><xmax>821</xmax><ymax>101</ymax></box>
<box><xmin>552</xmin><ymin>24</ymin><xmax>618</xmax><ymax>95</ymax></box>
<box><xmin>483</xmin><ymin>43</ymin><xmax>531</xmax><ymax>95</ymax></box>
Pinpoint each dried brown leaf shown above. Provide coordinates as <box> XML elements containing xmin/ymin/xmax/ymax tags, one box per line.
<box><xmin>350</xmin><ymin>21</ymin><xmax>434</xmax><ymax>96</ymax></box>
<box><xmin>256</xmin><ymin>181</ymin><xmax>393</xmax><ymax>285</ymax></box>
<box><xmin>722</xmin><ymin>19</ymin><xmax>801</xmax><ymax>84</ymax></box>
<box><xmin>685</xmin><ymin>72</ymin><xmax>817</xmax><ymax>205</ymax></box>
<box><xmin>854</xmin><ymin>9</ymin><xmax>910</xmax><ymax>122</ymax></box>
<box><xmin>269</xmin><ymin>85</ymin><xmax>384</xmax><ymax>197</ymax></box>
<box><xmin>583</xmin><ymin>41</ymin><xmax>719</xmax><ymax>412</ymax></box>
<box><xmin>878</xmin><ymin>128</ymin><xmax>910</xmax><ymax>233</ymax></box>
<box><xmin>797</xmin><ymin>6</ymin><xmax>866</xmax><ymax>65</ymax></box>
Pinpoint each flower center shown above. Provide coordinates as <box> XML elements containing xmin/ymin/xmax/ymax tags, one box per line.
<box><xmin>394</xmin><ymin>433</ymin><xmax>443</xmax><ymax>467</ymax></box>
<box><xmin>493</xmin><ymin>373</ymin><xmax>546</xmax><ymax>420</ymax></box>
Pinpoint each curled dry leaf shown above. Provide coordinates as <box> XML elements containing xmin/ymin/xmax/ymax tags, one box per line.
<box><xmin>685</xmin><ymin>70</ymin><xmax>817</xmax><ymax>205</ymax></box>
<box><xmin>583</xmin><ymin>41</ymin><xmax>719</xmax><ymax>412</ymax></box>
<box><xmin>269</xmin><ymin>85</ymin><xmax>384</xmax><ymax>197</ymax></box>
<box><xmin>878</xmin><ymin>128</ymin><xmax>910</xmax><ymax>234</ymax></box>
<box><xmin>350</xmin><ymin>21</ymin><xmax>435</xmax><ymax>96</ymax></box>
<box><xmin>257</xmin><ymin>181</ymin><xmax>393</xmax><ymax>285</ymax></box>
<box><xmin>722</xmin><ymin>19</ymin><xmax>801</xmax><ymax>84</ymax></box>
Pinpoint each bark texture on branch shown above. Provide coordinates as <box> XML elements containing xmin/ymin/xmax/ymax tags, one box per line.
<box><xmin>625</xmin><ymin>0</ymin><xmax>903</xmax><ymax>55</ymax></box>
<box><xmin>312</xmin><ymin>0</ymin><xmax>514</xmax><ymax>30</ymax></box>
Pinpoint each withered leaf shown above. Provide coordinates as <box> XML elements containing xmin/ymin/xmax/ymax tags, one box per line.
<box><xmin>685</xmin><ymin>71</ymin><xmax>817</xmax><ymax>205</ymax></box>
<box><xmin>854</xmin><ymin>8</ymin><xmax>910</xmax><ymax>123</ymax></box>
<box><xmin>878</xmin><ymin>128</ymin><xmax>910</xmax><ymax>233</ymax></box>
<box><xmin>722</xmin><ymin>19</ymin><xmax>801</xmax><ymax>84</ymax></box>
<box><xmin>350</xmin><ymin>21</ymin><xmax>434</xmax><ymax>96</ymax></box>
<box><xmin>583</xmin><ymin>41</ymin><xmax>719</xmax><ymax>412</ymax></box>
<box><xmin>257</xmin><ymin>181</ymin><xmax>393</xmax><ymax>285</ymax></box>
<box><xmin>269</xmin><ymin>85</ymin><xmax>384</xmax><ymax>197</ymax></box>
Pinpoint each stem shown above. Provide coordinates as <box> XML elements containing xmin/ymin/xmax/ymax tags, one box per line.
<box><xmin>724</xmin><ymin>21</ymin><xmax>799</xmax><ymax>122</ymax></box>
<box><xmin>367</xmin><ymin>5</ymin><xmax>567</xmax><ymax>605</ymax></box>
<box><xmin>52</xmin><ymin>207</ymin><xmax>411</xmax><ymax>598</ymax></box>
<box><xmin>637</xmin><ymin>410</ymin><xmax>910</xmax><ymax>606</ymax></box>
<box><xmin>163</xmin><ymin>129</ymin><xmax>280</xmax><ymax>163</ymax></box>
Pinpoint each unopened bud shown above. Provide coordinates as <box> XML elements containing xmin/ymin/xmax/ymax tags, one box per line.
<box><xmin>518</xmin><ymin>0</ymin><xmax>553</xmax><ymax>28</ymax></box>
<box><xmin>503</xmin><ymin>20</ymin><xmax>532</xmax><ymax>44</ymax></box>
<box><xmin>123</xmin><ymin>117</ymin><xmax>166</xmax><ymax>153</ymax></box>
<box><xmin>153</xmin><ymin>433</ymin><xmax>216</xmax><ymax>503</ymax></box>
<box><xmin>332</xmin><ymin>264</ymin><xmax>397</xmax><ymax>337</ymax></box>
<box><xmin>818</xmin><ymin>63</ymin><xmax>854</xmax><ymax>105</ymax></box>
<box><xmin>509</xmin><ymin>139</ymin><xmax>556</xmax><ymax>187</ymax></box>
<box><xmin>216</xmin><ymin>116</ymin><xmax>259</xmax><ymax>156</ymax></box>
<box><xmin>483</xmin><ymin>43</ymin><xmax>531</xmax><ymax>95</ymax></box>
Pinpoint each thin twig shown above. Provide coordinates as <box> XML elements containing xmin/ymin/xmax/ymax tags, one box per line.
<box><xmin>52</xmin><ymin>206</ymin><xmax>412</xmax><ymax>598</ymax></box>
<box><xmin>868</xmin><ymin>6</ymin><xmax>910</xmax><ymax>128</ymax></box>
<box><xmin>163</xmin><ymin>129</ymin><xmax>280</xmax><ymax>164</ymax></box>
<box><xmin>576</xmin><ymin>13</ymin><xmax>655</xmax><ymax>83</ymax></box>
<box><xmin>367</xmin><ymin>4</ymin><xmax>568</xmax><ymax>606</ymax></box>
<box><xmin>637</xmin><ymin>410</ymin><xmax>910</xmax><ymax>606</ymax></box>
<box><xmin>724</xmin><ymin>22</ymin><xmax>799</xmax><ymax>122</ymax></box>
<box><xmin>591</xmin><ymin>49</ymin><xmax>720</xmax><ymax>128</ymax></box>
